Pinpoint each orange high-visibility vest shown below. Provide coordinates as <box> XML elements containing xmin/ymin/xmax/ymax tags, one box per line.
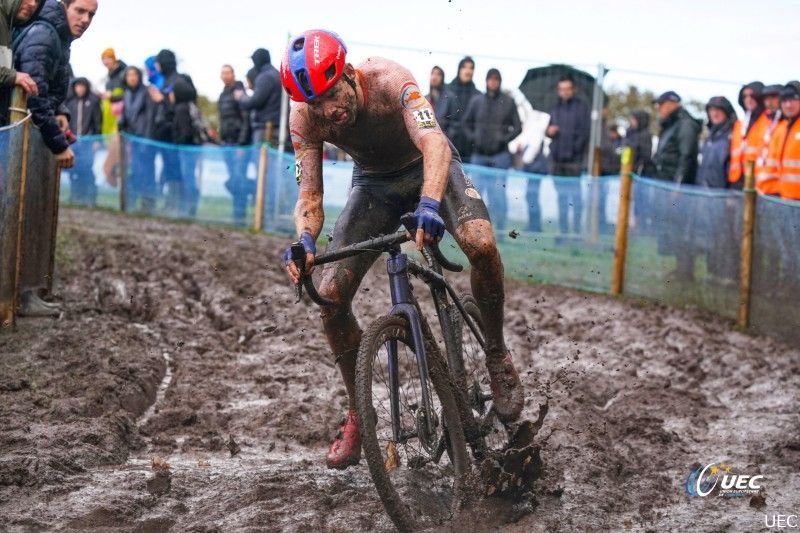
<box><xmin>754</xmin><ymin>112</ymin><xmax>783</xmax><ymax>195</ymax></box>
<box><xmin>773</xmin><ymin>117</ymin><xmax>800</xmax><ymax>200</ymax></box>
<box><xmin>729</xmin><ymin>113</ymin><xmax>771</xmax><ymax>185</ymax></box>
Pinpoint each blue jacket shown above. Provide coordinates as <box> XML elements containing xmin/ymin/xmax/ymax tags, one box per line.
<box><xmin>239</xmin><ymin>62</ymin><xmax>281</xmax><ymax>132</ymax></box>
<box><xmin>12</xmin><ymin>0</ymin><xmax>72</xmax><ymax>154</ymax></box>
<box><xmin>697</xmin><ymin>117</ymin><xmax>735</xmax><ymax>189</ymax></box>
<box><xmin>547</xmin><ymin>96</ymin><xmax>591</xmax><ymax>164</ymax></box>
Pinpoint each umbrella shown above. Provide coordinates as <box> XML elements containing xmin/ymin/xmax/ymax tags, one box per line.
<box><xmin>518</xmin><ymin>64</ymin><xmax>601</xmax><ymax>113</ymax></box>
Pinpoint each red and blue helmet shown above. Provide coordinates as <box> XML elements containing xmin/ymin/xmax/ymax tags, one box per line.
<box><xmin>281</xmin><ymin>30</ymin><xmax>348</xmax><ymax>103</ymax></box>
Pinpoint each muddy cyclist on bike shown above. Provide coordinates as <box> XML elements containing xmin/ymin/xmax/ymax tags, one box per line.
<box><xmin>280</xmin><ymin>30</ymin><xmax>525</xmax><ymax>470</ymax></box>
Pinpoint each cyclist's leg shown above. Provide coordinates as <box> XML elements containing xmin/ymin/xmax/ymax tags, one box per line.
<box><xmin>319</xmin><ymin>180</ymin><xmax>407</xmax><ymax>410</ymax></box>
<box><xmin>439</xmin><ymin>156</ymin><xmax>525</xmax><ymax>421</ymax></box>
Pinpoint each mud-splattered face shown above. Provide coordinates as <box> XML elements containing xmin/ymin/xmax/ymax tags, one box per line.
<box><xmin>307</xmin><ymin>75</ymin><xmax>358</xmax><ymax>129</ymax></box>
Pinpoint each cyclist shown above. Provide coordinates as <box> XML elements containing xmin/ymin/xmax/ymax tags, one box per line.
<box><xmin>281</xmin><ymin>30</ymin><xmax>524</xmax><ymax>469</ymax></box>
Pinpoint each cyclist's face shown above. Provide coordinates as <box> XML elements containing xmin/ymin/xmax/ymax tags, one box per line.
<box><xmin>308</xmin><ymin>76</ymin><xmax>357</xmax><ymax>128</ymax></box>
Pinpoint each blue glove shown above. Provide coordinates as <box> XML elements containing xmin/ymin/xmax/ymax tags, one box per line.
<box><xmin>414</xmin><ymin>196</ymin><xmax>445</xmax><ymax>240</ymax></box>
<box><xmin>283</xmin><ymin>232</ymin><xmax>317</xmax><ymax>267</ymax></box>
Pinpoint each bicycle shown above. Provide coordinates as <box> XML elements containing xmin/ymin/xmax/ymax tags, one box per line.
<box><xmin>290</xmin><ymin>213</ymin><xmax>510</xmax><ymax>532</ymax></box>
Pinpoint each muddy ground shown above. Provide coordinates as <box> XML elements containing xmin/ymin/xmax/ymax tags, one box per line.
<box><xmin>0</xmin><ymin>208</ymin><xmax>798</xmax><ymax>532</ymax></box>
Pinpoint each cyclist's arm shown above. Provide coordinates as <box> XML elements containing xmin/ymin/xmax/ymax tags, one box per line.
<box><xmin>290</xmin><ymin>112</ymin><xmax>324</xmax><ymax>240</ymax></box>
<box><xmin>398</xmin><ymin>75</ymin><xmax>452</xmax><ymax>202</ymax></box>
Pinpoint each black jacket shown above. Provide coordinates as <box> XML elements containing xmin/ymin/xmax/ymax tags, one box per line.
<box><xmin>218</xmin><ymin>81</ymin><xmax>249</xmax><ymax>145</ymax></box>
<box><xmin>12</xmin><ymin>0</ymin><xmax>72</xmax><ymax>154</ymax></box>
<box><xmin>105</xmin><ymin>59</ymin><xmax>126</xmax><ymax>102</ymax></box>
<box><xmin>152</xmin><ymin>65</ymin><xmax>197</xmax><ymax>143</ymax></box>
<box><xmin>239</xmin><ymin>62</ymin><xmax>281</xmax><ymax>132</ymax></box>
<box><xmin>171</xmin><ymin>75</ymin><xmax>199</xmax><ymax>145</ymax></box>
<box><xmin>623</xmin><ymin>110</ymin><xmax>654</xmax><ymax>176</ymax></box>
<box><xmin>118</xmin><ymin>66</ymin><xmax>155</xmax><ymax>138</ymax></box>
<box><xmin>64</xmin><ymin>77</ymin><xmax>101</xmax><ymax>136</ymax></box>
<box><xmin>547</xmin><ymin>96</ymin><xmax>590</xmax><ymax>164</ymax></box>
<box><xmin>653</xmin><ymin>106</ymin><xmax>701</xmax><ymax>184</ymax></box>
<box><xmin>461</xmin><ymin>89</ymin><xmax>521</xmax><ymax>156</ymax></box>
<box><xmin>438</xmin><ymin>78</ymin><xmax>481</xmax><ymax>159</ymax></box>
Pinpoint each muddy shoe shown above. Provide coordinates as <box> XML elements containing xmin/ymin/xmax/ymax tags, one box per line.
<box><xmin>18</xmin><ymin>291</ymin><xmax>61</xmax><ymax>318</ymax></box>
<box><xmin>326</xmin><ymin>410</ymin><xmax>361</xmax><ymax>470</ymax></box>
<box><xmin>486</xmin><ymin>354</ymin><xmax>524</xmax><ymax>423</ymax></box>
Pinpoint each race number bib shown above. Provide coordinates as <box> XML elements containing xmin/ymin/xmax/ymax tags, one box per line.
<box><xmin>413</xmin><ymin>108</ymin><xmax>437</xmax><ymax>129</ymax></box>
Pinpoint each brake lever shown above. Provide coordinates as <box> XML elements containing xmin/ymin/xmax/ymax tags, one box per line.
<box><xmin>290</xmin><ymin>242</ymin><xmax>306</xmax><ymax>302</ymax></box>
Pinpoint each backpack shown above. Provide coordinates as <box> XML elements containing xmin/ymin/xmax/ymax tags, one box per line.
<box><xmin>188</xmin><ymin>101</ymin><xmax>210</xmax><ymax>145</ymax></box>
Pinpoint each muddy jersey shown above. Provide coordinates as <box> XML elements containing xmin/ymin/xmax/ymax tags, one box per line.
<box><xmin>289</xmin><ymin>57</ymin><xmax>445</xmax><ymax>189</ymax></box>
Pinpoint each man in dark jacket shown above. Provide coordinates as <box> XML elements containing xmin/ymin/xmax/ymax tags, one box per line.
<box><xmin>13</xmin><ymin>0</ymin><xmax>96</xmax><ymax>317</ymax></box>
<box><xmin>438</xmin><ymin>56</ymin><xmax>481</xmax><ymax>160</ymax></box>
<box><xmin>0</xmin><ymin>0</ymin><xmax>40</xmax><ymax>125</ymax></box>
<box><xmin>64</xmin><ymin>76</ymin><xmax>100</xmax><ymax>204</ymax></box>
<box><xmin>13</xmin><ymin>0</ymin><xmax>96</xmax><ymax>168</ymax></box>
<box><xmin>236</xmin><ymin>48</ymin><xmax>281</xmax><ymax>145</ymax></box>
<box><xmin>462</xmin><ymin>68</ymin><xmax>521</xmax><ymax>232</ymax></box>
<box><xmin>219</xmin><ymin>63</ymin><xmax>253</xmax><ymax>225</ymax></box>
<box><xmin>118</xmin><ymin>65</ymin><xmax>157</xmax><ymax>213</ymax></box>
<box><xmin>652</xmin><ymin>90</ymin><xmax>702</xmax><ymax>281</ymax></box>
<box><xmin>547</xmin><ymin>74</ymin><xmax>590</xmax><ymax>236</ymax></box>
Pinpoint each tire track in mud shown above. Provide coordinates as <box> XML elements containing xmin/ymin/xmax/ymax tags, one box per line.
<box><xmin>1</xmin><ymin>208</ymin><xmax>798</xmax><ymax>532</ymax></box>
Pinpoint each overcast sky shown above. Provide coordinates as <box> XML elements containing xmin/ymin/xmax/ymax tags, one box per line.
<box><xmin>69</xmin><ymin>0</ymin><xmax>800</xmax><ymax>111</ymax></box>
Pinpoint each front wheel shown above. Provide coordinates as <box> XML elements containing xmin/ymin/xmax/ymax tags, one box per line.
<box><xmin>356</xmin><ymin>315</ymin><xmax>469</xmax><ymax>532</ymax></box>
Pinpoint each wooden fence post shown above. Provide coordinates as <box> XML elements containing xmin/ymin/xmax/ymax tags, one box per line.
<box><xmin>738</xmin><ymin>161</ymin><xmax>757</xmax><ymax>328</ymax></box>
<box><xmin>254</xmin><ymin>143</ymin><xmax>268</xmax><ymax>232</ymax></box>
<box><xmin>1</xmin><ymin>90</ymin><xmax>30</xmax><ymax>329</ymax></box>
<box><xmin>589</xmin><ymin>146</ymin><xmax>602</xmax><ymax>244</ymax></box>
<box><xmin>611</xmin><ymin>147</ymin><xmax>633</xmax><ymax>295</ymax></box>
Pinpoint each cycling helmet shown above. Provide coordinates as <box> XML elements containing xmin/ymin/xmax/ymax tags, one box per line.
<box><xmin>281</xmin><ymin>29</ymin><xmax>348</xmax><ymax>103</ymax></box>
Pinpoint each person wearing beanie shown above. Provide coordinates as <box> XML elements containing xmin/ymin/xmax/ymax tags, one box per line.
<box><xmin>729</xmin><ymin>81</ymin><xmax>769</xmax><ymax>189</ymax></box>
<box><xmin>763</xmin><ymin>84</ymin><xmax>800</xmax><ymax>201</ymax></box>
<box><xmin>697</xmin><ymin>96</ymin><xmax>737</xmax><ymax>189</ymax></box>
<box><xmin>652</xmin><ymin>89</ymin><xmax>702</xmax><ymax>281</ymax></box>
<box><xmin>437</xmin><ymin>55</ymin><xmax>481</xmax><ymax>160</ymax></box>
<box><xmin>461</xmin><ymin>67</ymin><xmax>521</xmax><ymax>233</ymax></box>
<box><xmin>235</xmin><ymin>47</ymin><xmax>281</xmax><ymax>145</ymax></box>
<box><xmin>754</xmin><ymin>84</ymin><xmax>785</xmax><ymax>194</ymax></box>
<box><xmin>425</xmin><ymin>65</ymin><xmax>444</xmax><ymax>112</ymax></box>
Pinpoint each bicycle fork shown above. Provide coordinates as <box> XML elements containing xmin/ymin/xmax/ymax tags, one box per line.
<box><xmin>385</xmin><ymin>250</ymin><xmax>437</xmax><ymax>444</ymax></box>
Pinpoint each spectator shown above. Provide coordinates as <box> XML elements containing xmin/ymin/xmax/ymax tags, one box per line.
<box><xmin>697</xmin><ymin>96</ymin><xmax>736</xmax><ymax>189</ymax></box>
<box><xmin>696</xmin><ymin>96</ymin><xmax>737</xmax><ymax>284</ymax></box>
<box><xmin>597</xmin><ymin>118</ymin><xmax>622</xmax><ymax>234</ymax></box>
<box><xmin>624</xmin><ymin>110</ymin><xmax>654</xmax><ymax>176</ymax></box>
<box><xmin>99</xmin><ymin>47</ymin><xmax>124</xmax><ymax>128</ymax></box>
<box><xmin>754</xmin><ymin>84</ymin><xmax>784</xmax><ymax>194</ymax></box>
<box><xmin>169</xmin><ymin>61</ymin><xmax>200</xmax><ymax>217</ymax></box>
<box><xmin>729</xmin><ymin>81</ymin><xmax>768</xmax><ymax>190</ymax></box>
<box><xmin>507</xmin><ymin>87</ymin><xmax>550</xmax><ymax>233</ymax></box>
<box><xmin>218</xmin><ymin>64</ymin><xmax>253</xmax><ymax>226</ymax></box>
<box><xmin>546</xmin><ymin>74</ymin><xmax>590</xmax><ymax>236</ymax></box>
<box><xmin>625</xmin><ymin>110</ymin><xmax>655</xmax><ymax>233</ymax></box>
<box><xmin>63</xmin><ymin>76</ymin><xmax>101</xmax><ymax>205</ymax></box>
<box><xmin>425</xmin><ymin>65</ymin><xmax>444</xmax><ymax>111</ymax></box>
<box><xmin>769</xmin><ymin>84</ymin><xmax>800</xmax><ymax>201</ymax></box>
<box><xmin>438</xmin><ymin>56</ymin><xmax>480</xmax><ymax>161</ymax></box>
<box><xmin>150</xmin><ymin>48</ymin><xmax>198</xmax><ymax>216</ymax></box>
<box><xmin>236</xmin><ymin>47</ymin><xmax>280</xmax><ymax>145</ymax></box>
<box><xmin>13</xmin><ymin>0</ymin><xmax>97</xmax><ymax>317</ymax></box>
<box><xmin>143</xmin><ymin>54</ymin><xmax>163</xmax><ymax>89</ymax></box>
<box><xmin>461</xmin><ymin>67</ymin><xmax>521</xmax><ymax>233</ymax></box>
<box><xmin>118</xmin><ymin>65</ymin><xmax>157</xmax><ymax>213</ymax></box>
<box><xmin>0</xmin><ymin>0</ymin><xmax>40</xmax><ymax>125</ymax></box>
<box><xmin>652</xmin><ymin>90</ymin><xmax>701</xmax><ymax>281</ymax></box>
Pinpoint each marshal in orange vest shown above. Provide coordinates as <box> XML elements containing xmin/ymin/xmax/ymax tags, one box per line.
<box><xmin>764</xmin><ymin>117</ymin><xmax>800</xmax><ymax>200</ymax></box>
<box><xmin>729</xmin><ymin>113</ymin><xmax>770</xmax><ymax>186</ymax></box>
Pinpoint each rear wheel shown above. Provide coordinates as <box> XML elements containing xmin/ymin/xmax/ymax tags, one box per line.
<box><xmin>356</xmin><ymin>315</ymin><xmax>469</xmax><ymax>532</ymax></box>
<box><xmin>450</xmin><ymin>295</ymin><xmax>510</xmax><ymax>454</ymax></box>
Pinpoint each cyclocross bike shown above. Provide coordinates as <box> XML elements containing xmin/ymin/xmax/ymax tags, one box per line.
<box><xmin>290</xmin><ymin>213</ymin><xmax>509</xmax><ymax>532</ymax></box>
